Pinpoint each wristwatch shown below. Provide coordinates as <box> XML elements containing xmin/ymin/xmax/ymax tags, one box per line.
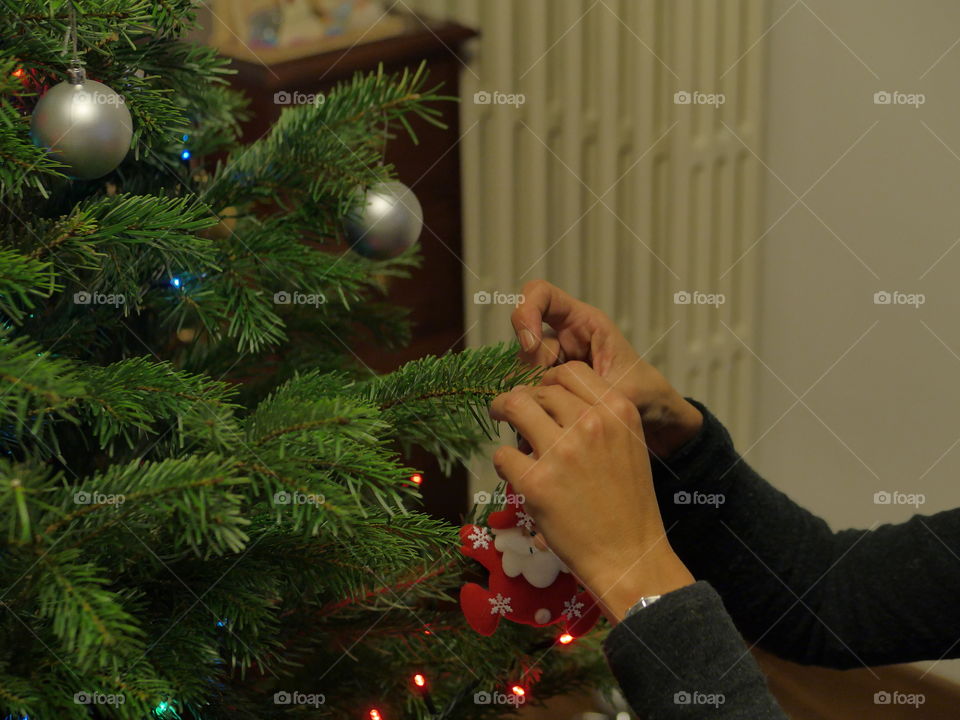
<box><xmin>623</xmin><ymin>594</ymin><xmax>662</xmax><ymax>620</ymax></box>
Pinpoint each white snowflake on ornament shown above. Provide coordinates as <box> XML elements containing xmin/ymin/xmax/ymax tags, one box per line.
<box><xmin>489</xmin><ymin>593</ymin><xmax>513</xmax><ymax>616</ymax></box>
<box><xmin>562</xmin><ymin>596</ymin><xmax>585</xmax><ymax>619</ymax></box>
<box><xmin>467</xmin><ymin>525</ymin><xmax>492</xmax><ymax>550</ymax></box>
<box><xmin>515</xmin><ymin>510</ymin><xmax>535</xmax><ymax>531</ymax></box>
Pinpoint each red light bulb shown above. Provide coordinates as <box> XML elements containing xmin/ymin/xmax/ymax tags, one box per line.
<box><xmin>369</xmin><ymin>710</ymin><xmax>383</xmax><ymax>720</ymax></box>
<box><xmin>410</xmin><ymin>473</ymin><xmax>423</xmax><ymax>486</ymax></box>
<box><xmin>511</xmin><ymin>685</ymin><xmax>526</xmax><ymax>697</ymax></box>
<box><xmin>558</xmin><ymin>632</ymin><xmax>574</xmax><ymax>644</ymax></box>
<box><xmin>413</xmin><ymin>673</ymin><xmax>426</xmax><ymax>688</ymax></box>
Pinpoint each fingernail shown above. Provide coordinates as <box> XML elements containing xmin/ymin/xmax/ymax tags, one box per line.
<box><xmin>520</xmin><ymin>329</ymin><xmax>536</xmax><ymax>352</ymax></box>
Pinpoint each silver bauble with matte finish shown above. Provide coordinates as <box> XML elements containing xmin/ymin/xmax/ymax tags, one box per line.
<box><xmin>30</xmin><ymin>68</ymin><xmax>133</xmax><ymax>180</ymax></box>
<box><xmin>343</xmin><ymin>180</ymin><xmax>424</xmax><ymax>259</ymax></box>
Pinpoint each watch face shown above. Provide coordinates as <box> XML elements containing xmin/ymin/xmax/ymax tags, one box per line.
<box><xmin>626</xmin><ymin>595</ymin><xmax>662</xmax><ymax>618</ymax></box>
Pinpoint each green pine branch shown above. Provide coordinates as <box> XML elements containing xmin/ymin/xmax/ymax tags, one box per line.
<box><xmin>202</xmin><ymin>62</ymin><xmax>451</xmax><ymax>218</ymax></box>
<box><xmin>0</xmin><ymin>246</ymin><xmax>58</xmax><ymax>321</ymax></box>
<box><xmin>360</xmin><ymin>342</ymin><xmax>541</xmax><ymax>468</ymax></box>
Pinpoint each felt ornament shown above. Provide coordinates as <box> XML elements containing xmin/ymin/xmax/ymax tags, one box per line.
<box><xmin>458</xmin><ymin>484</ymin><xmax>602</xmax><ymax>637</ymax></box>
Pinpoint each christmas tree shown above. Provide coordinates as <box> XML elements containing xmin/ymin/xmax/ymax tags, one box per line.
<box><xmin>0</xmin><ymin>3</ymin><xmax>609</xmax><ymax>718</ymax></box>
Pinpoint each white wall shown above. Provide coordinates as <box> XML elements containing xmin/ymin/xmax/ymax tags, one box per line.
<box><xmin>755</xmin><ymin>0</ymin><xmax>960</xmax><ymax>681</ymax></box>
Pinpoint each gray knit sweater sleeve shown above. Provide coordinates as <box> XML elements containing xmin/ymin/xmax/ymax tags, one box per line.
<box><xmin>650</xmin><ymin>400</ymin><xmax>960</xmax><ymax>668</ymax></box>
<box><xmin>603</xmin><ymin>581</ymin><xmax>788</xmax><ymax>719</ymax></box>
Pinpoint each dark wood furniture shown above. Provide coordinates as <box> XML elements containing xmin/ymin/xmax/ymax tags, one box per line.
<box><xmin>226</xmin><ymin>18</ymin><xmax>477</xmax><ymax>523</ymax></box>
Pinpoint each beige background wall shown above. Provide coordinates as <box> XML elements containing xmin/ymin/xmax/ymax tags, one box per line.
<box><xmin>754</xmin><ymin>0</ymin><xmax>960</xmax><ymax>682</ymax></box>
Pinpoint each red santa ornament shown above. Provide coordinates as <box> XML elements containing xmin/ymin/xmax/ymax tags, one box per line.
<box><xmin>458</xmin><ymin>485</ymin><xmax>601</xmax><ymax>636</ymax></box>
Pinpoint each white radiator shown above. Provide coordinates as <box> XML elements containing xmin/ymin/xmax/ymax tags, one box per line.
<box><xmin>404</xmin><ymin>0</ymin><xmax>768</xmax><ymax>486</ymax></box>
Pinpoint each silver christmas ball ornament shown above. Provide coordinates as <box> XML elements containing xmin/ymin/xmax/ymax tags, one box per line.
<box><xmin>344</xmin><ymin>180</ymin><xmax>423</xmax><ymax>259</ymax></box>
<box><xmin>31</xmin><ymin>67</ymin><xmax>133</xmax><ymax>180</ymax></box>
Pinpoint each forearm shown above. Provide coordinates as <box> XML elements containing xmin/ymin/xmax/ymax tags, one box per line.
<box><xmin>650</xmin><ymin>400</ymin><xmax>960</xmax><ymax>667</ymax></box>
<box><xmin>644</xmin><ymin>393</ymin><xmax>704</xmax><ymax>458</ymax></box>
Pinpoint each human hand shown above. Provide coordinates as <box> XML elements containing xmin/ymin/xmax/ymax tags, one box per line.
<box><xmin>490</xmin><ymin>362</ymin><xmax>695</xmax><ymax>624</ymax></box>
<box><xmin>511</xmin><ymin>280</ymin><xmax>702</xmax><ymax>457</ymax></box>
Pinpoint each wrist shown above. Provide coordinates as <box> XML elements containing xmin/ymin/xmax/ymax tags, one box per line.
<box><xmin>647</xmin><ymin>396</ymin><xmax>703</xmax><ymax>458</ymax></box>
<box><xmin>580</xmin><ymin>548</ymin><xmax>695</xmax><ymax>625</ymax></box>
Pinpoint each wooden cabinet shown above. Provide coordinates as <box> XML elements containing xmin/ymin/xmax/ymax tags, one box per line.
<box><xmin>226</xmin><ymin>19</ymin><xmax>477</xmax><ymax>522</ymax></box>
